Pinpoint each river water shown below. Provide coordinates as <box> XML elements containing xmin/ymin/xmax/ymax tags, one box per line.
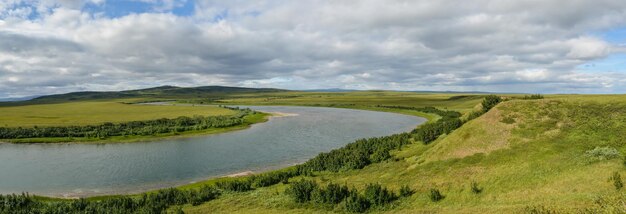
<box><xmin>0</xmin><ymin>106</ymin><xmax>425</xmax><ymax>197</ymax></box>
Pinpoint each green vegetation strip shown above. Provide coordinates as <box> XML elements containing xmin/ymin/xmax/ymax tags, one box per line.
<box><xmin>0</xmin><ymin>107</ymin><xmax>261</xmax><ymax>143</ymax></box>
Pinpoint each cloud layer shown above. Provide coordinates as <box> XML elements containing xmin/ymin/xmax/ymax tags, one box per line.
<box><xmin>1</xmin><ymin>0</ymin><xmax>626</xmax><ymax>97</ymax></box>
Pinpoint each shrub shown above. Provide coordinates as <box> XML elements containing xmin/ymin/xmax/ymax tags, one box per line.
<box><xmin>611</xmin><ymin>172</ymin><xmax>623</xmax><ymax>190</ymax></box>
<box><xmin>344</xmin><ymin>190</ymin><xmax>370</xmax><ymax>213</ymax></box>
<box><xmin>363</xmin><ymin>183</ymin><xmax>396</xmax><ymax>206</ymax></box>
<box><xmin>250</xmin><ymin>169</ymin><xmax>298</xmax><ymax>188</ymax></box>
<box><xmin>429</xmin><ymin>188</ymin><xmax>444</xmax><ymax>202</ymax></box>
<box><xmin>399</xmin><ymin>185</ymin><xmax>413</xmax><ymax>197</ymax></box>
<box><xmin>585</xmin><ymin>147</ymin><xmax>621</xmax><ymax>161</ymax></box>
<box><xmin>522</xmin><ymin>94</ymin><xmax>544</xmax><ymax>100</ymax></box>
<box><xmin>190</xmin><ymin>185</ymin><xmax>220</xmax><ymax>206</ymax></box>
<box><xmin>482</xmin><ymin>95</ymin><xmax>502</xmax><ymax>112</ymax></box>
<box><xmin>312</xmin><ymin>183</ymin><xmax>350</xmax><ymax>204</ymax></box>
<box><xmin>286</xmin><ymin>179</ymin><xmax>319</xmax><ymax>203</ymax></box>
<box><xmin>471</xmin><ymin>181</ymin><xmax>482</xmax><ymax>194</ymax></box>
<box><xmin>500</xmin><ymin>116</ymin><xmax>515</xmax><ymax>124</ymax></box>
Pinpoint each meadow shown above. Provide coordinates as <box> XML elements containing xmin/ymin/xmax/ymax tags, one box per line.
<box><xmin>0</xmin><ymin>100</ymin><xmax>236</xmax><ymax>128</ymax></box>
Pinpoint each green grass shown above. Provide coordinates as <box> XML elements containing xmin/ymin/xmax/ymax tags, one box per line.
<box><xmin>172</xmin><ymin>95</ymin><xmax>626</xmax><ymax>213</ymax></box>
<box><xmin>213</xmin><ymin>91</ymin><xmax>485</xmax><ymax>114</ymax></box>
<box><xmin>0</xmin><ymin>100</ymin><xmax>236</xmax><ymax>127</ymax></box>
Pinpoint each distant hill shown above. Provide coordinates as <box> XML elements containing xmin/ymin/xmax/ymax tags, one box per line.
<box><xmin>0</xmin><ymin>95</ymin><xmax>41</xmax><ymax>102</ymax></box>
<box><xmin>302</xmin><ymin>88</ymin><xmax>359</xmax><ymax>92</ymax></box>
<box><xmin>28</xmin><ymin>86</ymin><xmax>288</xmax><ymax>102</ymax></box>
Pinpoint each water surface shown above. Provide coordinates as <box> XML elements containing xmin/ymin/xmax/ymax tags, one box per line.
<box><xmin>0</xmin><ymin>106</ymin><xmax>425</xmax><ymax>197</ymax></box>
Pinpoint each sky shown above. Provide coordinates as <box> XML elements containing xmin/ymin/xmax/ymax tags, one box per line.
<box><xmin>1</xmin><ymin>0</ymin><xmax>626</xmax><ymax>98</ymax></box>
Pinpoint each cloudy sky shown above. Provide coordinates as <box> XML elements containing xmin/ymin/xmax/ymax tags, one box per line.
<box><xmin>1</xmin><ymin>0</ymin><xmax>626</xmax><ymax>97</ymax></box>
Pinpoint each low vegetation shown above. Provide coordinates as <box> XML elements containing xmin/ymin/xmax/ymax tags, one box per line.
<box><xmin>0</xmin><ymin>186</ymin><xmax>220</xmax><ymax>214</ymax></box>
<box><xmin>286</xmin><ymin>180</ymin><xmax>405</xmax><ymax>213</ymax></box>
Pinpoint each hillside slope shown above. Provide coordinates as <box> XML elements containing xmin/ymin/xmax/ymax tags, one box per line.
<box><xmin>183</xmin><ymin>97</ymin><xmax>626</xmax><ymax>213</ymax></box>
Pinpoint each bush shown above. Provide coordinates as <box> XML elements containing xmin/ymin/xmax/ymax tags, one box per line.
<box><xmin>399</xmin><ymin>185</ymin><xmax>413</xmax><ymax>197</ymax></box>
<box><xmin>471</xmin><ymin>181</ymin><xmax>482</xmax><ymax>194</ymax></box>
<box><xmin>429</xmin><ymin>188</ymin><xmax>444</xmax><ymax>202</ymax></box>
<box><xmin>311</xmin><ymin>183</ymin><xmax>350</xmax><ymax>204</ymax></box>
<box><xmin>190</xmin><ymin>185</ymin><xmax>220</xmax><ymax>206</ymax></box>
<box><xmin>363</xmin><ymin>183</ymin><xmax>396</xmax><ymax>206</ymax></box>
<box><xmin>482</xmin><ymin>95</ymin><xmax>502</xmax><ymax>112</ymax></box>
<box><xmin>0</xmin><ymin>186</ymin><xmax>223</xmax><ymax>213</ymax></box>
<box><xmin>286</xmin><ymin>179</ymin><xmax>319</xmax><ymax>203</ymax></box>
<box><xmin>585</xmin><ymin>147</ymin><xmax>621</xmax><ymax>161</ymax></box>
<box><xmin>344</xmin><ymin>190</ymin><xmax>370</xmax><ymax>213</ymax></box>
<box><xmin>250</xmin><ymin>169</ymin><xmax>298</xmax><ymax>188</ymax></box>
<box><xmin>611</xmin><ymin>172</ymin><xmax>623</xmax><ymax>190</ymax></box>
<box><xmin>522</xmin><ymin>94</ymin><xmax>544</xmax><ymax>100</ymax></box>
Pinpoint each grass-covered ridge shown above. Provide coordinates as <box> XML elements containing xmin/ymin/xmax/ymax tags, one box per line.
<box><xmin>179</xmin><ymin>96</ymin><xmax>626</xmax><ymax>213</ymax></box>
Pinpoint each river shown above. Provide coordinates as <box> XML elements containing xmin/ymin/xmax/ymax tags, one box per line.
<box><xmin>0</xmin><ymin>106</ymin><xmax>425</xmax><ymax>197</ymax></box>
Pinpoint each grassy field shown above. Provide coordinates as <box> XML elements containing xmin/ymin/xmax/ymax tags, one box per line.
<box><xmin>212</xmin><ymin>91</ymin><xmax>485</xmax><ymax>114</ymax></box>
<box><xmin>171</xmin><ymin>94</ymin><xmax>626</xmax><ymax>213</ymax></box>
<box><xmin>0</xmin><ymin>100</ymin><xmax>236</xmax><ymax>128</ymax></box>
<box><xmin>3</xmin><ymin>111</ymin><xmax>270</xmax><ymax>144</ymax></box>
<box><xmin>0</xmin><ymin>99</ymin><xmax>273</xmax><ymax>143</ymax></box>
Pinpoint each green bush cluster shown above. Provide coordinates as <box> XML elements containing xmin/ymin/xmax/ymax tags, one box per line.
<box><xmin>412</xmin><ymin>117</ymin><xmax>462</xmax><ymax>144</ymax></box>
<box><xmin>522</xmin><ymin>94</ymin><xmax>544</xmax><ymax>100</ymax></box>
<box><xmin>375</xmin><ymin>105</ymin><xmax>462</xmax><ymax>118</ymax></box>
<box><xmin>297</xmin><ymin>133</ymin><xmax>411</xmax><ymax>173</ymax></box>
<box><xmin>311</xmin><ymin>183</ymin><xmax>350</xmax><ymax>204</ymax></box>
<box><xmin>250</xmin><ymin>169</ymin><xmax>298</xmax><ymax>187</ymax></box>
<box><xmin>344</xmin><ymin>190</ymin><xmax>370</xmax><ymax>213</ymax></box>
<box><xmin>0</xmin><ymin>108</ymin><xmax>254</xmax><ymax>139</ymax></box>
<box><xmin>285</xmin><ymin>179</ymin><xmax>319</xmax><ymax>203</ymax></box>
<box><xmin>429</xmin><ymin>188</ymin><xmax>445</xmax><ymax>202</ymax></box>
<box><xmin>286</xmin><ymin>181</ymin><xmax>408</xmax><ymax>213</ymax></box>
<box><xmin>481</xmin><ymin>95</ymin><xmax>502</xmax><ymax>112</ymax></box>
<box><xmin>0</xmin><ymin>186</ymin><xmax>220</xmax><ymax>214</ymax></box>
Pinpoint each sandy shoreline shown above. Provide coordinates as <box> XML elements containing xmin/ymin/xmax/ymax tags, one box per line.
<box><xmin>224</xmin><ymin>171</ymin><xmax>255</xmax><ymax>177</ymax></box>
<box><xmin>269</xmin><ymin>112</ymin><xmax>299</xmax><ymax>117</ymax></box>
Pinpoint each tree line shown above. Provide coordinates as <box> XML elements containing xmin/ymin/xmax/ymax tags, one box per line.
<box><xmin>0</xmin><ymin>186</ymin><xmax>219</xmax><ymax>214</ymax></box>
<box><xmin>0</xmin><ymin>108</ymin><xmax>255</xmax><ymax>139</ymax></box>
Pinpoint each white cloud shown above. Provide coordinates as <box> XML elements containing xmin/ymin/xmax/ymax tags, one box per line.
<box><xmin>1</xmin><ymin>0</ymin><xmax>626</xmax><ymax>97</ymax></box>
<box><xmin>567</xmin><ymin>37</ymin><xmax>611</xmax><ymax>60</ymax></box>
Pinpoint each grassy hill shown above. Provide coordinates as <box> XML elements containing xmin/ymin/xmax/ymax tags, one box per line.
<box><xmin>178</xmin><ymin>95</ymin><xmax>626</xmax><ymax>213</ymax></box>
<box><xmin>0</xmin><ymin>86</ymin><xmax>287</xmax><ymax>106</ymax></box>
